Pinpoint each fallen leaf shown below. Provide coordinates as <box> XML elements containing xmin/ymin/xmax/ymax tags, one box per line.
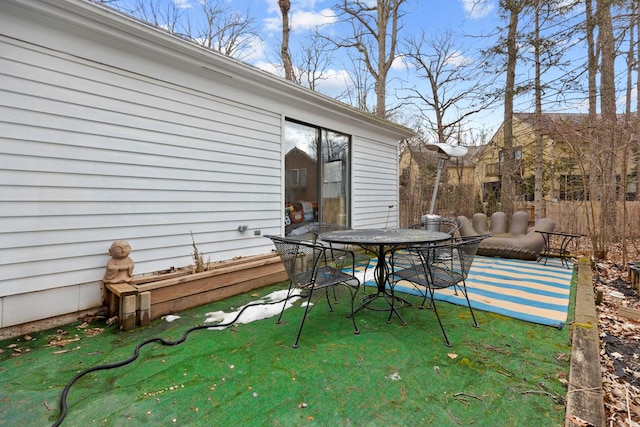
<box><xmin>568</xmin><ymin>415</ymin><xmax>595</xmax><ymax>426</ymax></box>
<box><xmin>447</xmin><ymin>353</ymin><xmax>458</xmax><ymax>359</ymax></box>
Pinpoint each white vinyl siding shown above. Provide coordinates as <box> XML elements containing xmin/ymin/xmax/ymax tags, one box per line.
<box><xmin>0</xmin><ymin>0</ymin><xmax>413</xmax><ymax>329</ymax></box>
<box><xmin>352</xmin><ymin>136</ymin><xmax>399</xmax><ymax>228</ymax></box>
<box><xmin>0</xmin><ymin>37</ymin><xmax>282</xmax><ymax>298</ymax></box>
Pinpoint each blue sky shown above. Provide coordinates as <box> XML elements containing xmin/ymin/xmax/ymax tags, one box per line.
<box><xmin>220</xmin><ymin>0</ymin><xmax>504</xmax><ymax>131</ymax></box>
<box><xmin>105</xmin><ymin>0</ymin><xmax>508</xmax><ymax>134</ymax></box>
<box><xmin>107</xmin><ymin>0</ymin><xmax>613</xmax><ymax>139</ymax></box>
<box><xmin>235</xmin><ymin>0</ymin><xmax>501</xmax><ymax>80</ymax></box>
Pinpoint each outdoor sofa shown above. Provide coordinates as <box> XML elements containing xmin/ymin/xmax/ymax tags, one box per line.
<box><xmin>457</xmin><ymin>211</ymin><xmax>556</xmax><ymax>261</ymax></box>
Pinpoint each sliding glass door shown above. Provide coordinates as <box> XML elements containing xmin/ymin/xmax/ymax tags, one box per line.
<box><xmin>284</xmin><ymin>120</ymin><xmax>351</xmax><ymax>235</ymax></box>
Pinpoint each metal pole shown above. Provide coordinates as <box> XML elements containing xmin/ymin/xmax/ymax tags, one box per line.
<box><xmin>428</xmin><ymin>156</ymin><xmax>446</xmax><ymax>214</ymax></box>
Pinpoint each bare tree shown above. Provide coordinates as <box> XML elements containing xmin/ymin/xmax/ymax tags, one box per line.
<box><xmin>621</xmin><ymin>1</ymin><xmax>637</xmax><ymax>263</ymax></box>
<box><xmin>402</xmin><ymin>30</ymin><xmax>498</xmax><ymax>145</ymax></box>
<box><xmin>292</xmin><ymin>33</ymin><xmax>335</xmax><ymax>90</ymax></box>
<box><xmin>533</xmin><ymin>0</ymin><xmax>544</xmax><ymax>221</ymax></box>
<box><xmin>338</xmin><ymin>52</ymin><xmax>377</xmax><ymax>113</ymax></box>
<box><xmin>191</xmin><ymin>0</ymin><xmax>260</xmax><ymax>59</ymax></box>
<box><xmin>637</xmin><ymin>0</ymin><xmax>640</xmax><ymax>206</ymax></box>
<box><xmin>329</xmin><ymin>0</ymin><xmax>407</xmax><ymax>118</ymax></box>
<box><xmin>528</xmin><ymin>0</ymin><xmax>577</xmax><ymax>220</ymax></box>
<box><xmin>124</xmin><ymin>0</ymin><xmax>184</xmax><ymax>33</ymax></box>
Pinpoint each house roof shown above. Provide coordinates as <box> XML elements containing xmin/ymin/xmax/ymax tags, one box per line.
<box><xmin>513</xmin><ymin>113</ymin><xmax>592</xmax><ymax>141</ymax></box>
<box><xmin>402</xmin><ymin>143</ymin><xmax>485</xmax><ymax>166</ymax></box>
<box><xmin>15</xmin><ymin>0</ymin><xmax>416</xmax><ymax>140</ymax></box>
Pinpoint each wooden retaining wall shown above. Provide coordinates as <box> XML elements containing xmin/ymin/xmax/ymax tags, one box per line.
<box><xmin>108</xmin><ymin>253</ymin><xmax>287</xmax><ymax>330</ymax></box>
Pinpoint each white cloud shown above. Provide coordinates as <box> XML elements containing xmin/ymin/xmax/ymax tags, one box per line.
<box><xmin>264</xmin><ymin>15</ymin><xmax>281</xmax><ymax>32</ymax></box>
<box><xmin>391</xmin><ymin>55</ymin><xmax>408</xmax><ymax>71</ymax></box>
<box><xmin>314</xmin><ymin>68</ymin><xmax>353</xmax><ymax>98</ymax></box>
<box><xmin>459</xmin><ymin>0</ymin><xmax>494</xmax><ymax>19</ymax></box>
<box><xmin>445</xmin><ymin>50</ymin><xmax>472</xmax><ymax>67</ymax></box>
<box><xmin>239</xmin><ymin>35</ymin><xmax>269</xmax><ymax>62</ymax></box>
<box><xmin>291</xmin><ymin>8</ymin><xmax>337</xmax><ymax>31</ymax></box>
<box><xmin>253</xmin><ymin>60</ymin><xmax>282</xmax><ymax>77</ymax></box>
<box><xmin>173</xmin><ymin>0</ymin><xmax>191</xmax><ymax>9</ymax></box>
<box><xmin>263</xmin><ymin>5</ymin><xmax>337</xmax><ymax>32</ymax></box>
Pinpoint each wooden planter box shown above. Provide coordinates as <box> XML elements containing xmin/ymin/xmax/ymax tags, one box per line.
<box><xmin>105</xmin><ymin>253</ymin><xmax>287</xmax><ymax>330</ymax></box>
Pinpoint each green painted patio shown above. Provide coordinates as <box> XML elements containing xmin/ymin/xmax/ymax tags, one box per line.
<box><xmin>0</xmin><ymin>258</ymin><xmax>578</xmax><ymax>426</ymax></box>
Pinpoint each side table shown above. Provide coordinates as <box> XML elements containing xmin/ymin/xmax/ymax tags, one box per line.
<box><xmin>536</xmin><ymin>230</ymin><xmax>583</xmax><ymax>269</ymax></box>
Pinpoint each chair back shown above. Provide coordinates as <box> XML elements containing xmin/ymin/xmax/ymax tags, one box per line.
<box><xmin>439</xmin><ymin>218</ymin><xmax>460</xmax><ymax>236</ymax></box>
<box><xmin>308</xmin><ymin>222</ymin><xmax>350</xmax><ymax>242</ymax></box>
<box><xmin>455</xmin><ymin>235</ymin><xmax>488</xmax><ymax>278</ymax></box>
<box><xmin>406</xmin><ymin>218</ymin><xmax>460</xmax><ymax>237</ymax></box>
<box><xmin>267</xmin><ymin>235</ymin><xmax>324</xmax><ymax>288</ymax></box>
<box><xmin>413</xmin><ymin>235</ymin><xmax>488</xmax><ymax>288</ymax></box>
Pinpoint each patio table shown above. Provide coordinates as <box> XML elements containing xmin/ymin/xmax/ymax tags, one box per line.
<box><xmin>536</xmin><ymin>230</ymin><xmax>584</xmax><ymax>269</ymax></box>
<box><xmin>319</xmin><ymin>228</ymin><xmax>451</xmax><ymax>324</ymax></box>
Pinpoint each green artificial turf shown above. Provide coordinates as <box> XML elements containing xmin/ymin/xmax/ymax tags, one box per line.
<box><xmin>0</xmin><ymin>277</ymin><xmax>575</xmax><ymax>427</ymax></box>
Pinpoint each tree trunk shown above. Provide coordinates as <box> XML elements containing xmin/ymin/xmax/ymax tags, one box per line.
<box><xmin>500</xmin><ymin>0</ymin><xmax>521</xmax><ymax>217</ymax></box>
<box><xmin>636</xmin><ymin>0</ymin><xmax>640</xmax><ymax>203</ymax></box>
<box><xmin>584</xmin><ymin>0</ymin><xmax>601</xmax><ymax>257</ymax></box>
<box><xmin>597</xmin><ymin>0</ymin><xmax>616</xmax><ymax>259</ymax></box>
<box><xmin>279</xmin><ymin>0</ymin><xmax>294</xmax><ymax>81</ymax></box>
<box><xmin>375</xmin><ymin>0</ymin><xmax>388</xmax><ymax>118</ymax></box>
<box><xmin>534</xmin><ymin>0</ymin><xmax>543</xmax><ymax>221</ymax></box>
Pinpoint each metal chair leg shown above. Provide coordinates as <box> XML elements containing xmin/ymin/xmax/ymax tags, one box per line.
<box><xmin>459</xmin><ymin>281</ymin><xmax>479</xmax><ymax>328</ymax></box>
<box><xmin>429</xmin><ymin>289</ymin><xmax>452</xmax><ymax>347</ymax></box>
<box><xmin>277</xmin><ymin>284</ymin><xmax>294</xmax><ymax>325</ymax></box>
<box><xmin>293</xmin><ymin>289</ymin><xmax>316</xmax><ymax>348</ymax></box>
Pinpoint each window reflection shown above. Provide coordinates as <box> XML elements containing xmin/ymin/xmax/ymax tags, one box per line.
<box><xmin>284</xmin><ymin>120</ymin><xmax>351</xmax><ymax>235</ymax></box>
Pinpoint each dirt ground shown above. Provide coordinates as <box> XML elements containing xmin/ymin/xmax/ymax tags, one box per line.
<box><xmin>579</xmin><ymin>238</ymin><xmax>640</xmax><ymax>427</ymax></box>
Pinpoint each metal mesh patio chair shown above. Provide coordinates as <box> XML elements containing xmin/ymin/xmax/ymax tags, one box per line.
<box><xmin>310</xmin><ymin>222</ymin><xmax>371</xmax><ymax>277</ymax></box>
<box><xmin>391</xmin><ymin>235</ymin><xmax>488</xmax><ymax>346</ymax></box>
<box><xmin>266</xmin><ymin>235</ymin><xmax>361</xmax><ymax>348</ymax></box>
<box><xmin>404</xmin><ymin>217</ymin><xmax>460</xmax><ymax>237</ymax></box>
<box><xmin>390</xmin><ymin>218</ymin><xmax>460</xmax><ymax>273</ymax></box>
<box><xmin>308</xmin><ymin>222</ymin><xmax>372</xmax><ymax>291</ymax></box>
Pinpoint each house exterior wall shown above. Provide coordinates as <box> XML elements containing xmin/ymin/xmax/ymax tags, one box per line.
<box><xmin>0</xmin><ymin>0</ymin><xmax>412</xmax><ymax>329</ymax></box>
<box><xmin>482</xmin><ymin>114</ymin><xmax>624</xmax><ymax>202</ymax></box>
<box><xmin>478</xmin><ymin>116</ymin><xmax>553</xmax><ymax>194</ymax></box>
<box><xmin>352</xmin><ymin>136</ymin><xmax>400</xmax><ymax>227</ymax></box>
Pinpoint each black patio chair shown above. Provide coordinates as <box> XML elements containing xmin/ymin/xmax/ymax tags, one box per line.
<box><xmin>390</xmin><ymin>217</ymin><xmax>461</xmax><ymax>273</ymax></box>
<box><xmin>266</xmin><ymin>235</ymin><xmax>361</xmax><ymax>348</ymax></box>
<box><xmin>404</xmin><ymin>217</ymin><xmax>460</xmax><ymax>237</ymax></box>
<box><xmin>308</xmin><ymin>222</ymin><xmax>372</xmax><ymax>292</ymax></box>
<box><xmin>391</xmin><ymin>235</ymin><xmax>488</xmax><ymax>346</ymax></box>
<box><xmin>309</xmin><ymin>222</ymin><xmax>371</xmax><ymax>277</ymax></box>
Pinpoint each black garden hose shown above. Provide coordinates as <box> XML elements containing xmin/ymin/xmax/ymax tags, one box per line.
<box><xmin>51</xmin><ymin>296</ymin><xmax>289</xmax><ymax>427</ymax></box>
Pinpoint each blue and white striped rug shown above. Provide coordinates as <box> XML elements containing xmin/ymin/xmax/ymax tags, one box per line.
<box><xmin>359</xmin><ymin>255</ymin><xmax>574</xmax><ymax>329</ymax></box>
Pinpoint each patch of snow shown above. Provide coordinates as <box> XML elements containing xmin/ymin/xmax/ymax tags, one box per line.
<box><xmin>204</xmin><ymin>289</ymin><xmax>302</xmax><ymax>330</ymax></box>
<box><xmin>386</xmin><ymin>372</ymin><xmax>401</xmax><ymax>381</ymax></box>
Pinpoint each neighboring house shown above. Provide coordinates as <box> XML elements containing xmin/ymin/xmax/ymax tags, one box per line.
<box><xmin>0</xmin><ymin>0</ymin><xmax>414</xmax><ymax>332</ymax></box>
<box><xmin>399</xmin><ymin>144</ymin><xmax>484</xmax><ymax>223</ymax></box>
<box><xmin>478</xmin><ymin>113</ymin><xmax>637</xmax><ymax>207</ymax></box>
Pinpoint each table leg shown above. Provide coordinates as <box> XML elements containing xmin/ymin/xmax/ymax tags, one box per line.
<box><xmin>537</xmin><ymin>232</ymin><xmax>551</xmax><ymax>266</ymax></box>
<box><xmin>559</xmin><ymin>235</ymin><xmax>576</xmax><ymax>268</ymax></box>
<box><xmin>349</xmin><ymin>244</ymin><xmax>409</xmax><ymax>324</ymax></box>
<box><xmin>536</xmin><ymin>232</ymin><xmax>578</xmax><ymax>269</ymax></box>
